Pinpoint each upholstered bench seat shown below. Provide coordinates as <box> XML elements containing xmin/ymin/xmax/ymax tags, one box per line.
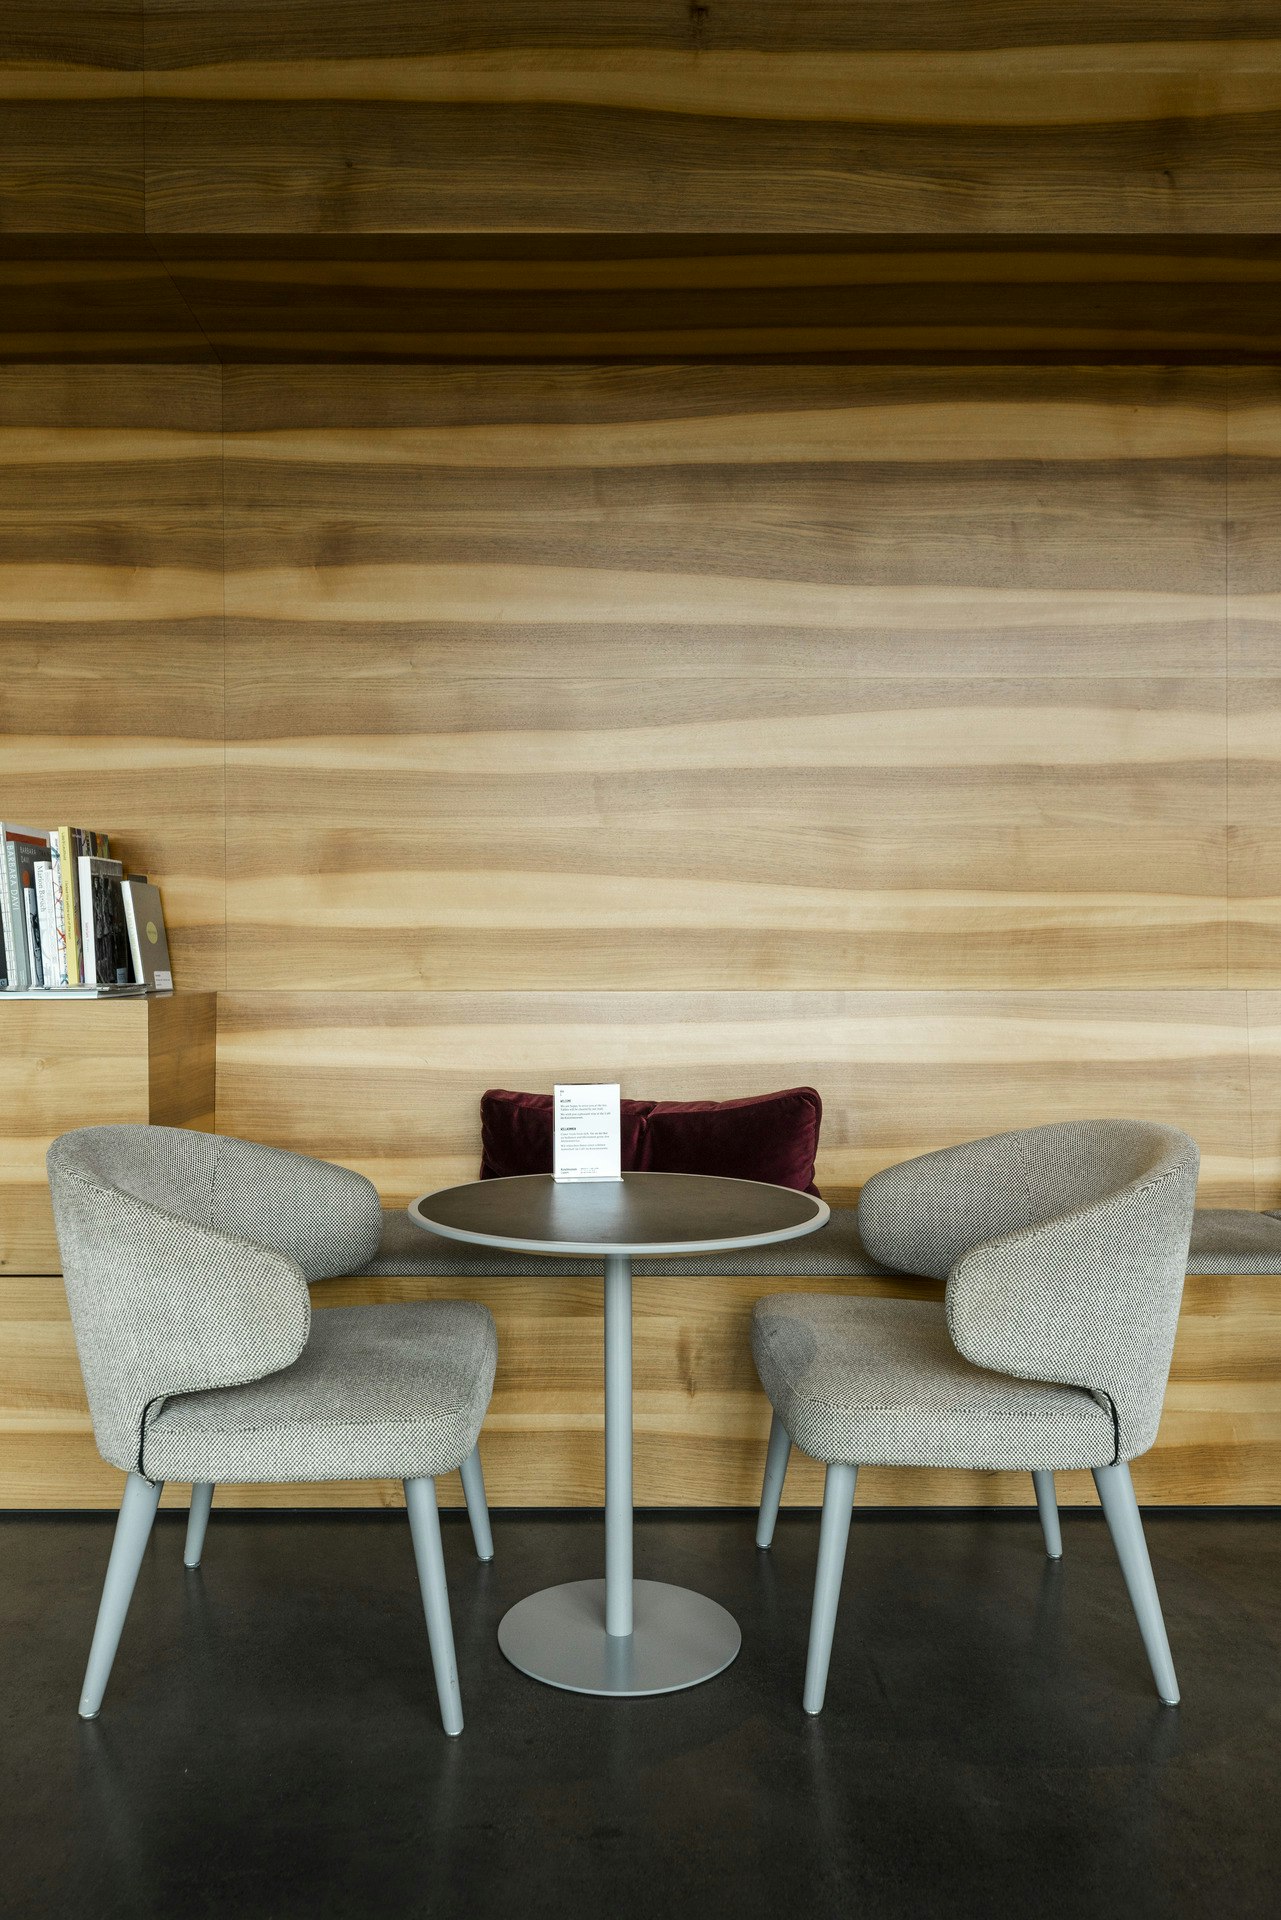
<box><xmin>1187</xmin><ymin>1209</ymin><xmax>1281</xmax><ymax>1274</ymax></box>
<box><xmin>358</xmin><ymin>1205</ymin><xmax>892</xmax><ymax>1278</ymax></box>
<box><xmin>359</xmin><ymin>1204</ymin><xmax>1281</xmax><ymax>1280</ymax></box>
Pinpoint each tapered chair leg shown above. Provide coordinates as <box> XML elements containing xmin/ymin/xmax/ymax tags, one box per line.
<box><xmin>458</xmin><ymin>1446</ymin><xmax>494</xmax><ymax>1563</ymax></box>
<box><xmin>756</xmin><ymin>1412</ymin><xmax>792</xmax><ymax>1550</ymax></box>
<box><xmin>79</xmin><ymin>1471</ymin><xmax>163</xmax><ymax>1719</ymax></box>
<box><xmin>405</xmin><ymin>1476</ymin><xmax>464</xmax><ymax>1736</ymax></box>
<box><xmin>803</xmin><ymin>1462</ymin><xmax>858</xmax><ymax>1716</ymax></box>
<box><xmin>1093</xmin><ymin>1460</ymin><xmax>1179</xmax><ymax>1705</ymax></box>
<box><xmin>184</xmin><ymin>1483</ymin><xmax>214</xmax><ymax>1569</ymax></box>
<box><xmin>1032</xmin><ymin>1470</ymin><xmax>1062</xmax><ymax>1559</ymax></box>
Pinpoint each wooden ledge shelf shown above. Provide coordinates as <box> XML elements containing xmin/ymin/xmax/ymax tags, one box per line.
<box><xmin>0</xmin><ymin>991</ymin><xmax>216</xmax><ymax>1275</ymax></box>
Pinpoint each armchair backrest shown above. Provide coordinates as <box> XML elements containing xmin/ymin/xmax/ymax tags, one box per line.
<box><xmin>46</xmin><ymin>1126</ymin><xmax>381</xmax><ymax>1473</ymax></box>
<box><xmin>860</xmin><ymin>1120</ymin><xmax>1199</xmax><ymax>1460</ymax></box>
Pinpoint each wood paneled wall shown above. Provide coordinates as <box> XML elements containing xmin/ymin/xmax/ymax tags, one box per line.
<box><xmin>5</xmin><ymin>7</ymin><xmax>1281</xmax><ymax>235</ymax></box>
<box><xmin>1</xmin><ymin>353</ymin><xmax>1278</xmax><ymax>1508</ymax></box>
<box><xmin>220</xmin><ymin>362</ymin><xmax>1244</xmax><ymax>996</ymax></box>
<box><xmin>213</xmin><ymin>990</ymin><xmax>1266</xmax><ymax>1211</ymax></box>
<box><xmin>0</xmin><ymin>365</ymin><xmax>225</xmax><ymax>988</ymax></box>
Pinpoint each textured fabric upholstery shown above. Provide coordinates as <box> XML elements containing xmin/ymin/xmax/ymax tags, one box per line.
<box><xmin>48</xmin><ymin>1126</ymin><xmax>399</xmax><ymax>1477</ymax></box>
<box><xmin>762</xmin><ymin>1120</ymin><xmax>1198</xmax><ymax>1470</ymax></box>
<box><xmin>51</xmin><ymin>1126</ymin><xmax>382</xmax><ymax>1283</ymax></box>
<box><xmin>1188</xmin><ymin>1209</ymin><xmax>1281</xmax><ymax>1274</ymax></box>
<box><xmin>48</xmin><ymin>1129</ymin><xmax>312</xmax><ymax>1473</ymax></box>
<box><xmin>362</xmin><ymin>1205</ymin><xmax>891</xmax><ymax>1279</ymax></box>
<box><xmin>942</xmin><ymin>1124</ymin><xmax>1198</xmax><ymax>1460</ymax></box>
<box><xmin>141</xmin><ymin>1301</ymin><xmax>497</xmax><ymax>1483</ymax></box>
<box><xmin>752</xmin><ymin>1295</ymin><xmax>1116</xmax><ymax>1471</ymax></box>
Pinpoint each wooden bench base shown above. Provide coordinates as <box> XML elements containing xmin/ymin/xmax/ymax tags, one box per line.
<box><xmin>2</xmin><ymin>1267</ymin><xmax>1277</xmax><ymax>1509</ymax></box>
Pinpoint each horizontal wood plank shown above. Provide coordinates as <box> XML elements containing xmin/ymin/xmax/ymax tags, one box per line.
<box><xmin>220</xmin><ymin>364</ymin><xmax>1230</xmax><ymax>993</ymax></box>
<box><xmin>139</xmin><ymin>8</ymin><xmax>1281</xmax><ymax>232</ymax></box>
<box><xmin>213</xmin><ymin>988</ymin><xmax>1257</xmax><ymax>1209</ymax></box>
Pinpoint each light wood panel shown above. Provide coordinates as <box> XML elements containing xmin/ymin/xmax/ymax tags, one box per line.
<box><xmin>142</xmin><ymin>2</ymin><xmax>1281</xmax><ymax>233</ymax></box>
<box><xmin>5</xmin><ymin>1264</ymin><xmax>1277</xmax><ymax>1510</ymax></box>
<box><xmin>0</xmin><ymin>992</ymin><xmax>216</xmax><ymax>1274</ymax></box>
<box><xmin>1228</xmin><ymin>372</ymin><xmax>1281</xmax><ymax>987</ymax></box>
<box><xmin>214</xmin><ymin>989</ymin><xmax>1257</xmax><ymax>1209</ymax></box>
<box><xmin>1248</xmin><ymin>992</ymin><xmax>1281</xmax><ymax>1209</ymax></box>
<box><xmin>0</xmin><ymin>365</ymin><xmax>226</xmax><ymax>989</ymax></box>
<box><xmin>221</xmin><ymin>363</ymin><xmax>1229</xmax><ymax>993</ymax></box>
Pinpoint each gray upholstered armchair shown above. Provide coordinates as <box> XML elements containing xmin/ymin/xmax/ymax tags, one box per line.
<box><xmin>752</xmin><ymin>1119</ymin><xmax>1199</xmax><ymax>1715</ymax></box>
<box><xmin>48</xmin><ymin>1125</ymin><xmax>497</xmax><ymax>1734</ymax></box>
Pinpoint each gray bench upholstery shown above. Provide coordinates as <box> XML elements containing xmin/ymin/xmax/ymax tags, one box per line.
<box><xmin>357</xmin><ymin>1203</ymin><xmax>1281</xmax><ymax>1280</ymax></box>
<box><xmin>1187</xmin><ymin>1209</ymin><xmax>1281</xmax><ymax>1273</ymax></box>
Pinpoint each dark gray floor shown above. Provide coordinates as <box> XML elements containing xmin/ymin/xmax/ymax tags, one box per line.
<box><xmin>1</xmin><ymin>1508</ymin><xmax>1278</xmax><ymax>1920</ymax></box>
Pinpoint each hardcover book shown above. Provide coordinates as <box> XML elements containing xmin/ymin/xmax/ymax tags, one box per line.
<box><xmin>1</xmin><ymin>825</ymin><xmax>52</xmax><ymax>991</ymax></box>
<box><xmin>77</xmin><ymin>855</ymin><xmax>132</xmax><ymax>988</ymax></box>
<box><xmin>33</xmin><ymin>853</ymin><xmax>58</xmax><ymax>988</ymax></box>
<box><xmin>120</xmin><ymin>879</ymin><xmax>173</xmax><ymax>991</ymax></box>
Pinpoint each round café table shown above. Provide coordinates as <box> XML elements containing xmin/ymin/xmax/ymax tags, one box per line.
<box><xmin>409</xmin><ymin>1171</ymin><xmax>828</xmax><ymax>1698</ymax></box>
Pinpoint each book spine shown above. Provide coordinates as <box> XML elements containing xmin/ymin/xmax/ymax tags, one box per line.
<box><xmin>120</xmin><ymin>884</ymin><xmax>143</xmax><ymax>984</ymax></box>
<box><xmin>2</xmin><ymin>840</ymin><xmax>29</xmax><ymax>989</ymax></box>
<box><xmin>23</xmin><ymin>864</ymin><xmax>42</xmax><ymax>987</ymax></box>
<box><xmin>58</xmin><ymin>828</ymin><xmax>80</xmax><ymax>985</ymax></box>
<box><xmin>35</xmin><ymin>861</ymin><xmax>58</xmax><ymax>988</ymax></box>
<box><xmin>78</xmin><ymin>854</ymin><xmax>97</xmax><ymax>986</ymax></box>
<box><xmin>0</xmin><ymin>843</ymin><xmax>13</xmax><ymax>989</ymax></box>
<box><xmin>48</xmin><ymin>838</ymin><xmax>68</xmax><ymax>987</ymax></box>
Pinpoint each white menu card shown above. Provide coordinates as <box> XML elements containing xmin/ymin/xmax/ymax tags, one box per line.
<box><xmin>553</xmin><ymin>1083</ymin><xmax>622</xmax><ymax>1183</ymax></box>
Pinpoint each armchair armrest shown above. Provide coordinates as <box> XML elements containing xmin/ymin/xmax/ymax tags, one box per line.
<box><xmin>50</xmin><ymin>1168</ymin><xmax>310</xmax><ymax>1474</ymax></box>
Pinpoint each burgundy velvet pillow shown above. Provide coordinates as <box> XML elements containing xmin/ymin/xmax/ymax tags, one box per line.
<box><xmin>479</xmin><ymin>1089</ymin><xmax>653</xmax><ymax>1179</ymax></box>
<box><xmin>479</xmin><ymin>1085</ymin><xmax>822</xmax><ymax>1194</ymax></box>
<box><xmin>640</xmin><ymin>1088</ymin><xmax>822</xmax><ymax>1194</ymax></box>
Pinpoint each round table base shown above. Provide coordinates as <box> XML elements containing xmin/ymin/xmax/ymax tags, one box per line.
<box><xmin>498</xmin><ymin>1579</ymin><xmax>741</xmax><ymax>1697</ymax></box>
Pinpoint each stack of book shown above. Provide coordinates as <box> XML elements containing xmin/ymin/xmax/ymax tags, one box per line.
<box><xmin>0</xmin><ymin>823</ymin><xmax>172</xmax><ymax>997</ymax></box>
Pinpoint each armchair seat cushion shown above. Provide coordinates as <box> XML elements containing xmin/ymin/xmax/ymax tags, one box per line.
<box><xmin>752</xmin><ymin>1293</ymin><xmax>1117</xmax><ymax>1473</ymax></box>
<box><xmin>141</xmin><ymin>1301</ymin><xmax>497</xmax><ymax>1484</ymax></box>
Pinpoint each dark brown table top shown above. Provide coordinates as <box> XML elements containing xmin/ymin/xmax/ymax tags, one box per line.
<box><xmin>409</xmin><ymin>1171</ymin><xmax>829</xmax><ymax>1259</ymax></box>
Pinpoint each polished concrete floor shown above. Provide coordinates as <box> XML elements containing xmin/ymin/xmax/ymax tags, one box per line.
<box><xmin>1</xmin><ymin>1507</ymin><xmax>1278</xmax><ymax>1920</ymax></box>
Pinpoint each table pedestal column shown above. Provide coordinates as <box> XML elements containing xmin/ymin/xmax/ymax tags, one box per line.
<box><xmin>496</xmin><ymin>1252</ymin><xmax>741</xmax><ymax>1698</ymax></box>
<box><xmin>604</xmin><ymin>1254</ymin><xmax>633</xmax><ymax>1637</ymax></box>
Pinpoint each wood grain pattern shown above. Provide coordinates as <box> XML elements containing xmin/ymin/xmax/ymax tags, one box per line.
<box><xmin>141</xmin><ymin>3</ymin><xmax>1281</xmax><ymax>232</ymax></box>
<box><xmin>0</xmin><ymin>5</ymin><xmax>143</xmax><ymax>232</ymax></box>
<box><xmin>1228</xmin><ymin>373</ymin><xmax>1281</xmax><ymax>988</ymax></box>
<box><xmin>1247</xmin><ymin>992</ymin><xmax>1281</xmax><ymax>1209</ymax></box>
<box><xmin>213</xmin><ymin>989</ymin><xmax>1257</xmax><ymax>1210</ymax></box>
<box><xmin>1</xmin><ymin>351</ymin><xmax>1275</xmax><ymax>1512</ymax></box>
<box><xmin>0</xmin><ymin>242</ymin><xmax>214</xmax><ymax>361</ymax></box>
<box><xmin>0</xmin><ymin>993</ymin><xmax>216</xmax><ymax>1274</ymax></box>
<box><xmin>0</xmin><ymin>366</ymin><xmax>226</xmax><ymax>990</ymax></box>
<box><xmin>4</xmin><ymin>1264</ymin><xmax>1277</xmax><ymax>1510</ymax></box>
<box><xmin>3</xmin><ymin>241</ymin><xmax>1280</xmax><ymax>366</ymax></box>
<box><xmin>221</xmin><ymin>363</ymin><xmax>1229</xmax><ymax>993</ymax></box>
